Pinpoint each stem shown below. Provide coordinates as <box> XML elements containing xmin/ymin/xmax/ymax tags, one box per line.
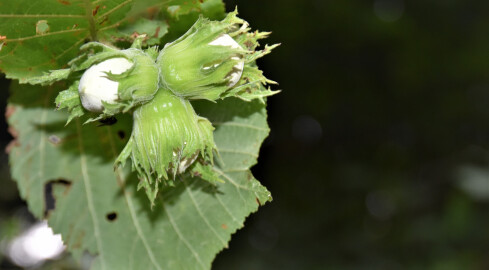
<box><xmin>83</xmin><ymin>0</ymin><xmax>98</xmax><ymax>41</ymax></box>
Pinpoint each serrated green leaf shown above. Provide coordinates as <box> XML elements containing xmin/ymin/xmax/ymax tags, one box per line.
<box><xmin>0</xmin><ymin>0</ymin><xmax>133</xmax><ymax>80</ymax></box>
<box><xmin>20</xmin><ymin>68</ymin><xmax>71</xmax><ymax>85</ymax></box>
<box><xmin>8</xmin><ymin>80</ymin><xmax>272</xmax><ymax>269</ymax></box>
<box><xmin>0</xmin><ymin>0</ymin><xmax>226</xmax><ymax>81</ymax></box>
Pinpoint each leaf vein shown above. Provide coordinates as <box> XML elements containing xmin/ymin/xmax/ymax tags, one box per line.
<box><xmin>214</xmin><ymin>168</ymin><xmax>248</xmax><ymax>204</ymax></box>
<box><xmin>214</xmin><ymin>168</ymin><xmax>261</xmax><ymax>202</ymax></box>
<box><xmin>212</xmin><ymin>122</ymin><xmax>269</xmax><ymax>132</ymax></box>
<box><xmin>183</xmin><ymin>179</ymin><xmax>227</xmax><ymax>246</ymax></box>
<box><xmin>126</xmin><ymin>193</ymin><xmax>162</xmax><ymax>270</ymax></box>
<box><xmin>162</xmin><ymin>202</ymin><xmax>207</xmax><ymax>269</ymax></box>
<box><xmin>105</xmin><ymin>126</ymin><xmax>162</xmax><ymax>270</ymax></box>
<box><xmin>215</xmin><ymin>195</ymin><xmax>241</xmax><ymax>225</ymax></box>
<box><xmin>0</xmin><ymin>14</ymin><xmax>85</xmax><ymax>18</ymax></box>
<box><xmin>76</xmin><ymin>119</ymin><xmax>106</xmax><ymax>270</ymax></box>
<box><xmin>96</xmin><ymin>0</ymin><xmax>132</xmax><ymax>22</ymax></box>
<box><xmin>218</xmin><ymin>148</ymin><xmax>258</xmax><ymax>158</ymax></box>
<box><xmin>5</xmin><ymin>28</ymin><xmax>86</xmax><ymax>42</ymax></box>
<box><xmin>37</xmin><ymin>89</ymin><xmax>51</xmax><ymax>216</ymax></box>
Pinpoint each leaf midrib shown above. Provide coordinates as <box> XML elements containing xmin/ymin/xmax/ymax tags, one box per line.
<box><xmin>76</xmin><ymin>119</ymin><xmax>107</xmax><ymax>270</ymax></box>
<box><xmin>106</xmin><ymin>126</ymin><xmax>162</xmax><ymax>270</ymax></box>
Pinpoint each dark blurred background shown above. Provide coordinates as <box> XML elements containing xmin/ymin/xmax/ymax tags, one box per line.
<box><xmin>2</xmin><ymin>0</ymin><xmax>489</xmax><ymax>269</ymax></box>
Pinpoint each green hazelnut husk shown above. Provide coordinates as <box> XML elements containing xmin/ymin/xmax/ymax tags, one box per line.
<box><xmin>116</xmin><ymin>88</ymin><xmax>216</xmax><ymax>203</ymax></box>
<box><xmin>156</xmin><ymin>11</ymin><xmax>247</xmax><ymax>101</ymax></box>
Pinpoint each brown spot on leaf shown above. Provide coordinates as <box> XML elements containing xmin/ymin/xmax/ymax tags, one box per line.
<box><xmin>92</xmin><ymin>5</ymin><xmax>100</xmax><ymax>16</ymax></box>
<box><xmin>221</xmin><ymin>224</ymin><xmax>228</xmax><ymax>229</ymax></box>
<box><xmin>5</xmin><ymin>140</ymin><xmax>19</xmax><ymax>154</ymax></box>
<box><xmin>244</xmin><ymin>40</ymin><xmax>253</xmax><ymax>49</ymax></box>
<box><xmin>146</xmin><ymin>7</ymin><xmax>159</xmax><ymax>19</ymax></box>
<box><xmin>65</xmin><ymin>224</ymin><xmax>74</xmax><ymax>243</ymax></box>
<box><xmin>5</xmin><ymin>105</ymin><xmax>15</xmax><ymax>119</ymax></box>
<box><xmin>5</xmin><ymin>126</ymin><xmax>19</xmax><ymax>153</ymax></box>
<box><xmin>57</xmin><ymin>0</ymin><xmax>71</xmax><ymax>5</ymax></box>
<box><xmin>154</xmin><ymin>26</ymin><xmax>161</xmax><ymax>38</ymax></box>
<box><xmin>99</xmin><ymin>16</ymin><xmax>108</xmax><ymax>25</ymax></box>
<box><xmin>256</xmin><ymin>197</ymin><xmax>261</xmax><ymax>206</ymax></box>
<box><xmin>71</xmin><ymin>230</ymin><xmax>85</xmax><ymax>249</ymax></box>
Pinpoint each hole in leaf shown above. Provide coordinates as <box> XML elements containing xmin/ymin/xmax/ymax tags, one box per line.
<box><xmin>117</xmin><ymin>130</ymin><xmax>125</xmax><ymax>139</ymax></box>
<box><xmin>36</xmin><ymin>20</ymin><xmax>50</xmax><ymax>35</ymax></box>
<box><xmin>44</xmin><ymin>179</ymin><xmax>72</xmax><ymax>217</ymax></box>
<box><xmin>106</xmin><ymin>212</ymin><xmax>117</xmax><ymax>222</ymax></box>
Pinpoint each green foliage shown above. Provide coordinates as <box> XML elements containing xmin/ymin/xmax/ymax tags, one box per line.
<box><xmin>8</xmin><ymin>81</ymin><xmax>271</xmax><ymax>269</ymax></box>
<box><xmin>0</xmin><ymin>0</ymin><xmax>224</xmax><ymax>80</ymax></box>
<box><xmin>55</xmin><ymin>81</ymin><xmax>84</xmax><ymax>124</ymax></box>
<box><xmin>0</xmin><ymin>0</ymin><xmax>132</xmax><ymax>79</ymax></box>
<box><xmin>2</xmin><ymin>1</ymin><xmax>276</xmax><ymax>269</ymax></box>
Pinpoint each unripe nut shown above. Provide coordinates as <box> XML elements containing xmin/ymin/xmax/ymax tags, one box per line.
<box><xmin>78</xmin><ymin>58</ymin><xmax>133</xmax><ymax>112</ymax></box>
<box><xmin>208</xmin><ymin>34</ymin><xmax>244</xmax><ymax>87</ymax></box>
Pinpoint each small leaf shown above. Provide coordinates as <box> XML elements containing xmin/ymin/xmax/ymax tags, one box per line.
<box><xmin>189</xmin><ymin>162</ymin><xmax>224</xmax><ymax>184</ymax></box>
<box><xmin>20</xmin><ymin>68</ymin><xmax>71</xmax><ymax>86</ymax></box>
<box><xmin>54</xmin><ymin>81</ymin><xmax>84</xmax><ymax>124</ymax></box>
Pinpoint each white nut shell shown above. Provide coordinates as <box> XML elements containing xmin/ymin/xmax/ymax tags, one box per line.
<box><xmin>208</xmin><ymin>34</ymin><xmax>245</xmax><ymax>87</ymax></box>
<box><xmin>78</xmin><ymin>58</ymin><xmax>133</xmax><ymax>112</ymax></box>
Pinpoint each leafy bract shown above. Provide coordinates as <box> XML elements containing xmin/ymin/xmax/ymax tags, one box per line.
<box><xmin>8</xmin><ymin>82</ymin><xmax>272</xmax><ymax>269</ymax></box>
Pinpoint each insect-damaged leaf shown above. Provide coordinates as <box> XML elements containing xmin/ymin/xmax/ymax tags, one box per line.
<box><xmin>0</xmin><ymin>0</ymin><xmax>133</xmax><ymax>80</ymax></box>
<box><xmin>0</xmin><ymin>0</ymin><xmax>224</xmax><ymax>81</ymax></box>
<box><xmin>8</xmin><ymin>81</ymin><xmax>272</xmax><ymax>269</ymax></box>
<box><xmin>5</xmin><ymin>1</ymin><xmax>274</xmax><ymax>269</ymax></box>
